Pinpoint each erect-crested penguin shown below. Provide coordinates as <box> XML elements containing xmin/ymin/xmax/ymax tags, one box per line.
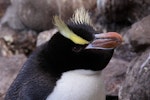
<box><xmin>5</xmin><ymin>8</ymin><xmax>123</xmax><ymax>100</ymax></box>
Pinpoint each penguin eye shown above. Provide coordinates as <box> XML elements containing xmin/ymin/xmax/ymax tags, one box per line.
<box><xmin>72</xmin><ymin>46</ymin><xmax>84</xmax><ymax>53</ymax></box>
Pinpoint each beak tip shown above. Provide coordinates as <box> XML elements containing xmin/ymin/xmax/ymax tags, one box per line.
<box><xmin>90</xmin><ymin>32</ymin><xmax>123</xmax><ymax>49</ymax></box>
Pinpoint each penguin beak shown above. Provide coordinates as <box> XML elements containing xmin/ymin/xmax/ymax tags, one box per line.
<box><xmin>86</xmin><ymin>32</ymin><xmax>123</xmax><ymax>50</ymax></box>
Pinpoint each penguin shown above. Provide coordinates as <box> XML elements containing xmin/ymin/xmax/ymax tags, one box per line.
<box><xmin>5</xmin><ymin>8</ymin><xmax>123</xmax><ymax>100</ymax></box>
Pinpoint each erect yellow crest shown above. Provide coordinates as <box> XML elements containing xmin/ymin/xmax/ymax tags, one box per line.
<box><xmin>53</xmin><ymin>8</ymin><xmax>91</xmax><ymax>45</ymax></box>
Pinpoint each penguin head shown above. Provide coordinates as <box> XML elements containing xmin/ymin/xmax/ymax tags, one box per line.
<box><xmin>49</xmin><ymin>8</ymin><xmax>123</xmax><ymax>72</ymax></box>
<box><xmin>53</xmin><ymin>8</ymin><xmax>94</xmax><ymax>53</ymax></box>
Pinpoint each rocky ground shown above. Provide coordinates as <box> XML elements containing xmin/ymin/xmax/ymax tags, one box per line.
<box><xmin>0</xmin><ymin>0</ymin><xmax>150</xmax><ymax>100</ymax></box>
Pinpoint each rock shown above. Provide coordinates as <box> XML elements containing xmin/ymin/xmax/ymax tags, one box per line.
<box><xmin>127</xmin><ymin>15</ymin><xmax>150</xmax><ymax>52</ymax></box>
<box><xmin>102</xmin><ymin>58</ymin><xmax>129</xmax><ymax>96</ymax></box>
<box><xmin>114</xmin><ymin>43</ymin><xmax>137</xmax><ymax>62</ymax></box>
<box><xmin>0</xmin><ymin>38</ymin><xmax>13</xmax><ymax>57</ymax></box>
<box><xmin>36</xmin><ymin>28</ymin><xmax>57</xmax><ymax>46</ymax></box>
<box><xmin>0</xmin><ymin>54</ymin><xmax>26</xmax><ymax>99</ymax></box>
<box><xmin>0</xmin><ymin>5</ymin><xmax>26</xmax><ymax>30</ymax></box>
<box><xmin>11</xmin><ymin>30</ymin><xmax>37</xmax><ymax>56</ymax></box>
<box><xmin>97</xmin><ymin>0</ymin><xmax>131</xmax><ymax>23</ymax></box>
<box><xmin>0</xmin><ymin>26</ymin><xmax>16</xmax><ymax>56</ymax></box>
<box><xmin>145</xmin><ymin>0</ymin><xmax>150</xmax><ymax>4</ymax></box>
<box><xmin>96</xmin><ymin>0</ymin><xmax>132</xmax><ymax>31</ymax></box>
<box><xmin>96</xmin><ymin>0</ymin><xmax>150</xmax><ymax>31</ymax></box>
<box><xmin>0</xmin><ymin>26</ymin><xmax>16</xmax><ymax>42</ymax></box>
<box><xmin>0</xmin><ymin>0</ymin><xmax>10</xmax><ymax>18</ymax></box>
<box><xmin>0</xmin><ymin>26</ymin><xmax>37</xmax><ymax>56</ymax></box>
<box><xmin>129</xmin><ymin>0</ymin><xmax>150</xmax><ymax>22</ymax></box>
<box><xmin>119</xmin><ymin>48</ymin><xmax>150</xmax><ymax>100</ymax></box>
<box><xmin>1</xmin><ymin>0</ymin><xmax>96</xmax><ymax>31</ymax></box>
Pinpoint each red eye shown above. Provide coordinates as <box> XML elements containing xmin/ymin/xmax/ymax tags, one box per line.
<box><xmin>72</xmin><ymin>46</ymin><xmax>83</xmax><ymax>52</ymax></box>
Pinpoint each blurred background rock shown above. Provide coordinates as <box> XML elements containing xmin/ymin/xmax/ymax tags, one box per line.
<box><xmin>1</xmin><ymin>0</ymin><xmax>96</xmax><ymax>31</ymax></box>
<box><xmin>0</xmin><ymin>0</ymin><xmax>10</xmax><ymax>19</ymax></box>
<box><xmin>0</xmin><ymin>0</ymin><xmax>150</xmax><ymax>100</ymax></box>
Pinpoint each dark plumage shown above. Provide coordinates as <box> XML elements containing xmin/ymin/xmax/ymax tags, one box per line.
<box><xmin>5</xmin><ymin>8</ymin><xmax>122</xmax><ymax>100</ymax></box>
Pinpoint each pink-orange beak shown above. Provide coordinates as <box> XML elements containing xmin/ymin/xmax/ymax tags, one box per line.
<box><xmin>86</xmin><ymin>32</ymin><xmax>123</xmax><ymax>49</ymax></box>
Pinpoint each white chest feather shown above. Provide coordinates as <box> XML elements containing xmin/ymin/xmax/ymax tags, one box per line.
<box><xmin>46</xmin><ymin>70</ymin><xmax>105</xmax><ymax>100</ymax></box>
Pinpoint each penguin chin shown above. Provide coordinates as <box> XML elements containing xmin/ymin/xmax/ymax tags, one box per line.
<box><xmin>85</xmin><ymin>44</ymin><xmax>114</xmax><ymax>50</ymax></box>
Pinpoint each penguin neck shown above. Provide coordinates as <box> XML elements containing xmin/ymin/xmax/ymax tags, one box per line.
<box><xmin>46</xmin><ymin>69</ymin><xmax>106</xmax><ymax>100</ymax></box>
<box><xmin>42</xmin><ymin>33</ymin><xmax>75</xmax><ymax>76</ymax></box>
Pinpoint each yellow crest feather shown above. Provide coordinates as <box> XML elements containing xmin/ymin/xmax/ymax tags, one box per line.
<box><xmin>53</xmin><ymin>16</ymin><xmax>89</xmax><ymax>45</ymax></box>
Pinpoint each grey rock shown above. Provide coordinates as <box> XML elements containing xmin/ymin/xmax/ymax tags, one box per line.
<box><xmin>0</xmin><ymin>26</ymin><xmax>16</xmax><ymax>42</ymax></box>
<box><xmin>129</xmin><ymin>0</ymin><xmax>150</xmax><ymax>22</ymax></box>
<box><xmin>0</xmin><ymin>38</ymin><xmax>13</xmax><ymax>57</ymax></box>
<box><xmin>0</xmin><ymin>26</ymin><xmax>16</xmax><ymax>56</ymax></box>
<box><xmin>0</xmin><ymin>5</ymin><xmax>26</xmax><ymax>30</ymax></box>
<box><xmin>0</xmin><ymin>55</ymin><xmax>26</xmax><ymax>99</ymax></box>
<box><xmin>114</xmin><ymin>43</ymin><xmax>137</xmax><ymax>62</ymax></box>
<box><xmin>0</xmin><ymin>0</ymin><xmax>10</xmax><ymax>18</ymax></box>
<box><xmin>127</xmin><ymin>15</ymin><xmax>150</xmax><ymax>52</ymax></box>
<box><xmin>2</xmin><ymin>0</ymin><xmax>96</xmax><ymax>31</ymax></box>
<box><xmin>97</xmin><ymin>0</ymin><xmax>130</xmax><ymax>23</ymax></box>
<box><xmin>96</xmin><ymin>0</ymin><xmax>132</xmax><ymax>31</ymax></box>
<box><xmin>14</xmin><ymin>0</ymin><xmax>59</xmax><ymax>31</ymax></box>
<box><xmin>96</xmin><ymin>0</ymin><xmax>150</xmax><ymax>31</ymax></box>
<box><xmin>119</xmin><ymin>48</ymin><xmax>150</xmax><ymax>100</ymax></box>
<box><xmin>102</xmin><ymin>58</ymin><xmax>129</xmax><ymax>96</ymax></box>
<box><xmin>0</xmin><ymin>26</ymin><xmax>37</xmax><ymax>56</ymax></box>
<box><xmin>36</xmin><ymin>28</ymin><xmax>57</xmax><ymax>46</ymax></box>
